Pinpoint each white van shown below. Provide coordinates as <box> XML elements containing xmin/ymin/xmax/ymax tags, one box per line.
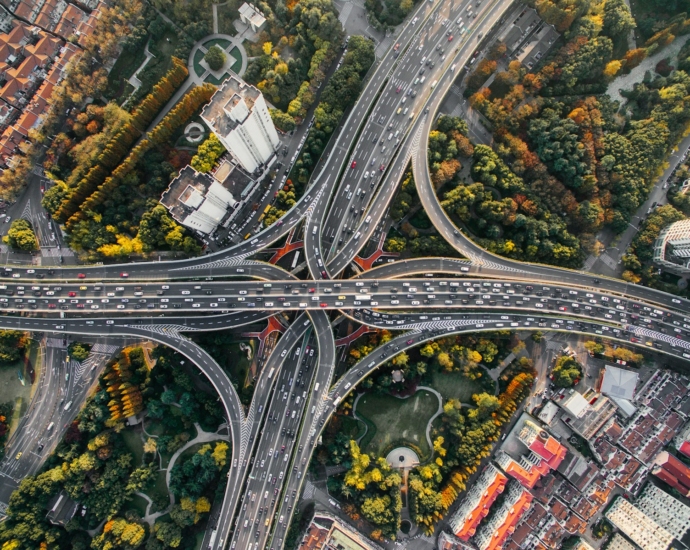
<box><xmin>420</xmin><ymin>76</ymin><xmax>426</xmax><ymax>83</ymax></box>
<box><xmin>431</xmin><ymin>80</ymin><xmax>438</xmax><ymax>88</ymax></box>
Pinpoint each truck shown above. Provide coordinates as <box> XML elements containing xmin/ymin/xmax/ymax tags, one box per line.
<box><xmin>207</xmin><ymin>530</ymin><xmax>217</xmax><ymax>549</ymax></box>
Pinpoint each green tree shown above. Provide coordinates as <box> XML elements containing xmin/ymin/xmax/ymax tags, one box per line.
<box><xmin>204</xmin><ymin>46</ymin><xmax>226</xmax><ymax>71</ymax></box>
<box><xmin>552</xmin><ymin>355</ymin><xmax>582</xmax><ymax>387</ymax></box>
<box><xmin>4</xmin><ymin>219</ymin><xmax>37</xmax><ymax>251</ymax></box>
<box><xmin>68</xmin><ymin>342</ymin><xmax>92</xmax><ymax>361</ymax></box>
<box><xmin>0</xmin><ymin>330</ymin><xmax>25</xmax><ymax>365</ymax></box>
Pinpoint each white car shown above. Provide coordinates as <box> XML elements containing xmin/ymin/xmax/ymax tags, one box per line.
<box><xmin>12</xmin><ymin>273</ymin><xmax>19</xmax><ymax>278</ymax></box>
<box><xmin>210</xmin><ymin>303</ymin><xmax>219</xmax><ymax>308</ymax></box>
<box><xmin>117</xmin><ymin>305</ymin><xmax>125</xmax><ymax>309</ymax></box>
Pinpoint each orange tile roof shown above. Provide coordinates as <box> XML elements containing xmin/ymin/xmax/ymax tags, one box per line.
<box><xmin>483</xmin><ymin>490</ymin><xmax>533</xmax><ymax>550</ymax></box>
<box><xmin>455</xmin><ymin>470</ymin><xmax>508</xmax><ymax>540</ymax></box>
<box><xmin>15</xmin><ymin>110</ymin><xmax>38</xmax><ymax>134</ymax></box>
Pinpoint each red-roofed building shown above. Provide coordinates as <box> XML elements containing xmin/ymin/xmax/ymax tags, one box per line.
<box><xmin>495</xmin><ymin>419</ymin><xmax>567</xmax><ymax>489</ymax></box>
<box><xmin>475</xmin><ymin>483</ymin><xmax>533</xmax><ymax>550</ymax></box>
<box><xmin>53</xmin><ymin>3</ymin><xmax>85</xmax><ymax>39</ymax></box>
<box><xmin>496</xmin><ymin>451</ymin><xmax>549</xmax><ymax>489</ymax></box>
<box><xmin>450</xmin><ymin>464</ymin><xmax>508</xmax><ymax>540</ymax></box>
<box><xmin>679</xmin><ymin>441</ymin><xmax>690</xmax><ymax>459</ymax></box>
<box><xmin>518</xmin><ymin>420</ymin><xmax>567</xmax><ymax>470</ymax></box>
<box><xmin>652</xmin><ymin>451</ymin><xmax>690</xmax><ymax>496</ymax></box>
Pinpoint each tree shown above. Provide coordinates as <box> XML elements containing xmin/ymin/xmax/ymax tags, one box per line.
<box><xmin>190</xmin><ymin>134</ymin><xmax>226</xmax><ymax>173</ymax></box>
<box><xmin>552</xmin><ymin>355</ymin><xmax>582</xmax><ymax>387</ymax></box>
<box><xmin>603</xmin><ymin>0</ymin><xmax>636</xmax><ymax>38</ymax></box>
<box><xmin>4</xmin><ymin>219</ymin><xmax>37</xmax><ymax>251</ymax></box>
<box><xmin>68</xmin><ymin>342</ymin><xmax>91</xmax><ymax>361</ymax></box>
<box><xmin>0</xmin><ymin>330</ymin><xmax>26</xmax><ymax>365</ymax></box>
<box><xmin>204</xmin><ymin>46</ymin><xmax>226</xmax><ymax>71</ymax></box>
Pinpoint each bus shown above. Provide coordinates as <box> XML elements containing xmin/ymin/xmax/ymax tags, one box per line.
<box><xmin>291</xmin><ymin>251</ymin><xmax>301</xmax><ymax>269</ymax></box>
<box><xmin>207</xmin><ymin>530</ymin><xmax>217</xmax><ymax>549</ymax></box>
<box><xmin>264</xmin><ymin>204</ymin><xmax>271</xmax><ymax>214</ymax></box>
<box><xmin>244</xmin><ymin>233</ymin><xmax>251</xmax><ymax>240</ymax></box>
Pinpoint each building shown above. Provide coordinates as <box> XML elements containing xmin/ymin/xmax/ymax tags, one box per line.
<box><xmin>160</xmin><ymin>165</ymin><xmax>241</xmax><ymax>235</ymax></box>
<box><xmin>606</xmin><ymin>496</ymin><xmax>675</xmax><ymax>550</ymax></box>
<box><xmin>297</xmin><ymin>512</ymin><xmax>383</xmax><ymax>550</ymax></box>
<box><xmin>607</xmin><ymin>534</ymin><xmax>638</xmax><ymax>550</ymax></box>
<box><xmin>651</xmin><ymin>451</ymin><xmax>690</xmax><ymax>497</ymax></box>
<box><xmin>654</xmin><ymin>219</ymin><xmax>690</xmax><ymax>275</ymax></box>
<box><xmin>201</xmin><ymin>75</ymin><xmax>280</xmax><ymax>174</ymax></box>
<box><xmin>635</xmin><ymin>484</ymin><xmax>690</xmax><ymax>540</ymax></box>
<box><xmin>475</xmin><ymin>482</ymin><xmax>533</xmax><ymax>550</ymax></box>
<box><xmin>601</xmin><ymin>365</ymin><xmax>639</xmax><ymax>401</ymax></box>
<box><xmin>46</xmin><ymin>490</ymin><xmax>78</xmax><ymax>526</ymax></box>
<box><xmin>495</xmin><ymin>418</ymin><xmax>567</xmax><ymax>489</ymax></box>
<box><xmin>450</xmin><ymin>463</ymin><xmax>508</xmax><ymax>540</ymax></box>
<box><xmin>238</xmin><ymin>2</ymin><xmax>266</xmax><ymax>32</ymax></box>
<box><xmin>559</xmin><ymin>390</ymin><xmax>617</xmax><ymax>439</ymax></box>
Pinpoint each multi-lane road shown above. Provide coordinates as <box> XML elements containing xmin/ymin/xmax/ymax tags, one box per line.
<box><xmin>2</xmin><ymin>0</ymin><xmax>690</xmax><ymax>548</ymax></box>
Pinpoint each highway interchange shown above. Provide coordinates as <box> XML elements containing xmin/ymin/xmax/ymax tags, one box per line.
<box><xmin>0</xmin><ymin>0</ymin><xmax>689</xmax><ymax>548</ymax></box>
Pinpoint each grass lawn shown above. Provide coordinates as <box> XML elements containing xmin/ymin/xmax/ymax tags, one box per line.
<box><xmin>205</xmin><ymin>38</ymin><xmax>232</xmax><ymax>50</ymax></box>
<box><xmin>340</xmin><ymin>415</ymin><xmax>366</xmax><ymax>441</ymax></box>
<box><xmin>206</xmin><ymin>73</ymin><xmax>228</xmax><ymax>86</ymax></box>
<box><xmin>128</xmin><ymin>494</ymin><xmax>149</xmax><ymax>517</ymax></box>
<box><xmin>355</xmin><ymin>390</ymin><xmax>440</xmax><ymax>460</ymax></box>
<box><xmin>145</xmin><ymin>470</ymin><xmax>170</xmax><ymax>513</ymax></box>
<box><xmin>428</xmin><ymin>370</ymin><xmax>486</xmax><ymax>403</ymax></box>
<box><xmin>193</xmin><ymin>49</ymin><xmax>206</xmax><ymax>78</ymax></box>
<box><xmin>229</xmin><ymin>47</ymin><xmax>242</xmax><ymax>73</ymax></box>
<box><xmin>105</xmin><ymin>46</ymin><xmax>147</xmax><ymax>100</ymax></box>
<box><xmin>122</xmin><ymin>428</ymin><xmax>145</xmax><ymax>466</ymax></box>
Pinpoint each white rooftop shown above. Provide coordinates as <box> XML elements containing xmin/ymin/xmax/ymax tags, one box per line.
<box><xmin>601</xmin><ymin>365</ymin><xmax>639</xmax><ymax>400</ymax></box>
<box><xmin>562</xmin><ymin>391</ymin><xmax>590</xmax><ymax>418</ymax></box>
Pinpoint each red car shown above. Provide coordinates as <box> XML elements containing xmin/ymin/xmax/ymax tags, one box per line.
<box><xmin>321</xmin><ymin>271</ymin><xmax>328</xmax><ymax>278</ymax></box>
<box><xmin>320</xmin><ymin>302</ymin><xmax>328</xmax><ymax>307</ymax></box>
<box><xmin>308</xmin><ymin>288</ymin><xmax>315</xmax><ymax>293</ymax></box>
<box><xmin>48</xmin><ymin>303</ymin><xmax>56</xmax><ymax>309</ymax></box>
<box><xmin>448</xmin><ymin>35</ymin><xmax>454</xmax><ymax>41</ymax></box>
<box><xmin>351</xmin><ymin>161</ymin><xmax>357</xmax><ymax>169</ymax></box>
<box><xmin>77</xmin><ymin>273</ymin><xmax>86</xmax><ymax>279</ymax></box>
<box><xmin>68</xmin><ymin>291</ymin><xmax>76</xmax><ymax>297</ymax></box>
<box><xmin>396</xmin><ymin>86</ymin><xmax>401</xmax><ymax>93</ymax></box>
<box><xmin>120</xmin><ymin>272</ymin><xmax>129</xmax><ymax>278</ymax></box>
<box><xmin>380</xmin><ymin>164</ymin><xmax>385</xmax><ymax>171</ymax></box>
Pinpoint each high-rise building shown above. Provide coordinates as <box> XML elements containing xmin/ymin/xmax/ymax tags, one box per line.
<box><xmin>635</xmin><ymin>484</ymin><xmax>690</xmax><ymax>540</ymax></box>
<box><xmin>201</xmin><ymin>75</ymin><xmax>280</xmax><ymax>174</ymax></box>
<box><xmin>654</xmin><ymin>219</ymin><xmax>690</xmax><ymax>275</ymax></box>
<box><xmin>605</xmin><ymin>496</ymin><xmax>675</xmax><ymax>550</ymax></box>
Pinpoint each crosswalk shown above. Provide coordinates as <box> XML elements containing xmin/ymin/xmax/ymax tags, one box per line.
<box><xmin>41</xmin><ymin>247</ymin><xmax>74</xmax><ymax>258</ymax></box>
<box><xmin>46</xmin><ymin>338</ymin><xmax>65</xmax><ymax>348</ymax></box>
<box><xmin>91</xmin><ymin>343</ymin><xmax>119</xmax><ymax>355</ymax></box>
<box><xmin>627</xmin><ymin>325</ymin><xmax>690</xmax><ymax>350</ymax></box>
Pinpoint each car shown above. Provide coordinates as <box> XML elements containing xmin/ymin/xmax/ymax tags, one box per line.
<box><xmin>77</xmin><ymin>273</ymin><xmax>86</xmax><ymax>279</ymax></box>
<box><xmin>68</xmin><ymin>291</ymin><xmax>76</xmax><ymax>297</ymax></box>
<box><xmin>380</xmin><ymin>164</ymin><xmax>385</xmax><ymax>171</ymax></box>
<box><xmin>120</xmin><ymin>272</ymin><xmax>129</xmax><ymax>278</ymax></box>
<box><xmin>320</xmin><ymin>302</ymin><xmax>328</xmax><ymax>307</ymax></box>
<box><xmin>396</xmin><ymin>86</ymin><xmax>401</xmax><ymax>93</ymax></box>
<box><xmin>15</xmin><ymin>452</ymin><xmax>21</xmax><ymax>460</ymax></box>
<box><xmin>11</xmin><ymin>273</ymin><xmax>19</xmax><ymax>278</ymax></box>
<box><xmin>26</xmin><ymin>269</ymin><xmax>35</xmax><ymax>274</ymax></box>
<box><xmin>448</xmin><ymin>34</ymin><xmax>454</xmax><ymax>41</ymax></box>
<box><xmin>351</xmin><ymin>161</ymin><xmax>357</xmax><ymax>169</ymax></box>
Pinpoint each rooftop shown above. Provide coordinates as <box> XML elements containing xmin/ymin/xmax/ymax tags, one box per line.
<box><xmin>601</xmin><ymin>365</ymin><xmax>639</xmax><ymax>400</ymax></box>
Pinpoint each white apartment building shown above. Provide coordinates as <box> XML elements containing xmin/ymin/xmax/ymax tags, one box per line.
<box><xmin>201</xmin><ymin>75</ymin><xmax>280</xmax><ymax>174</ymax></box>
<box><xmin>606</xmin><ymin>496</ymin><xmax>675</xmax><ymax>550</ymax></box>
<box><xmin>635</xmin><ymin>484</ymin><xmax>690</xmax><ymax>541</ymax></box>
<box><xmin>654</xmin><ymin>219</ymin><xmax>690</xmax><ymax>275</ymax></box>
